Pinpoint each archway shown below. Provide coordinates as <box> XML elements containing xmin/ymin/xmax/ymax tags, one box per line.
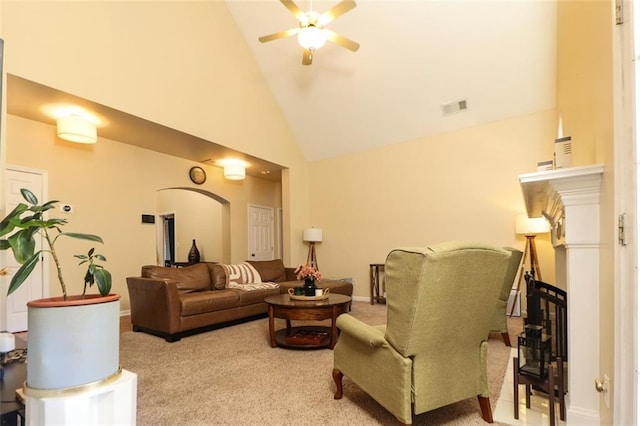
<box><xmin>156</xmin><ymin>187</ymin><xmax>231</xmax><ymax>265</ymax></box>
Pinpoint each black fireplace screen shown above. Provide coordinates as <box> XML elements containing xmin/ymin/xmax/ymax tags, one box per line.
<box><xmin>525</xmin><ymin>279</ymin><xmax>568</xmax><ymax>362</ymax></box>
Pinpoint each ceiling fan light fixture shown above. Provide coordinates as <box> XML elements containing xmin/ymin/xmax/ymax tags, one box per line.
<box><xmin>298</xmin><ymin>26</ymin><xmax>327</xmax><ymax>51</ymax></box>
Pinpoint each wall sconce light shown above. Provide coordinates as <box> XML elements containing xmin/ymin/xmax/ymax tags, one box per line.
<box><xmin>57</xmin><ymin>114</ymin><xmax>97</xmax><ymax>144</ymax></box>
<box><xmin>222</xmin><ymin>159</ymin><xmax>247</xmax><ymax>180</ymax></box>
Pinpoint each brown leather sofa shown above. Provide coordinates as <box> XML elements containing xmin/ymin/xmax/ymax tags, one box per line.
<box><xmin>126</xmin><ymin>259</ymin><xmax>353</xmax><ymax>342</ymax></box>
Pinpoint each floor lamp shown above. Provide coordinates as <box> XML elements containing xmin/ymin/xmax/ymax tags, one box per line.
<box><xmin>512</xmin><ymin>214</ymin><xmax>550</xmax><ymax>316</ymax></box>
<box><xmin>303</xmin><ymin>228</ymin><xmax>323</xmax><ymax>270</ymax></box>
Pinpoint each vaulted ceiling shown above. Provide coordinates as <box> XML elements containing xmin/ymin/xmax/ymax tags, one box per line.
<box><xmin>225</xmin><ymin>0</ymin><xmax>557</xmax><ymax>161</ymax></box>
<box><xmin>7</xmin><ymin>1</ymin><xmax>558</xmax><ymax>172</ymax></box>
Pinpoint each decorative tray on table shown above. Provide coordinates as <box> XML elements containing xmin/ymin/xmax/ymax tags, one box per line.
<box><xmin>288</xmin><ymin>287</ymin><xmax>330</xmax><ymax>301</ymax></box>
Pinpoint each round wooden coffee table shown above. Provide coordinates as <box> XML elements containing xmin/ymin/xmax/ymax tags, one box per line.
<box><xmin>264</xmin><ymin>293</ymin><xmax>352</xmax><ymax>349</ymax></box>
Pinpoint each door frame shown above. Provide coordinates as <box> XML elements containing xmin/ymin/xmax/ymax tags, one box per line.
<box><xmin>613</xmin><ymin>1</ymin><xmax>637</xmax><ymax>423</ymax></box>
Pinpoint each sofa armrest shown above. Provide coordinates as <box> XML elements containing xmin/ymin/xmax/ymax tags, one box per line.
<box><xmin>126</xmin><ymin>277</ymin><xmax>182</xmax><ymax>335</ymax></box>
<box><xmin>285</xmin><ymin>267</ymin><xmax>298</xmax><ymax>281</ymax></box>
<box><xmin>336</xmin><ymin>314</ymin><xmax>388</xmax><ymax>348</ymax></box>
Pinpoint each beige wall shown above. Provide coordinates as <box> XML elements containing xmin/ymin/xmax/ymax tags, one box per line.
<box><xmin>309</xmin><ymin>110</ymin><xmax>558</xmax><ymax>298</ymax></box>
<box><xmin>557</xmin><ymin>0</ymin><xmax>614</xmax><ymax>421</ymax></box>
<box><xmin>0</xmin><ymin>0</ymin><xmax>310</xmax><ymax>266</ymax></box>
<box><xmin>6</xmin><ymin>114</ymin><xmax>281</xmax><ymax>311</ymax></box>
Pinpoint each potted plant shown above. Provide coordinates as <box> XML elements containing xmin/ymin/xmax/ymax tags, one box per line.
<box><xmin>0</xmin><ymin>188</ymin><xmax>121</xmax><ymax>391</ymax></box>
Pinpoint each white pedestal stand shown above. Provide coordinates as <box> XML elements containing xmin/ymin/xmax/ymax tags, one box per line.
<box><xmin>25</xmin><ymin>369</ymin><xmax>137</xmax><ymax>425</ymax></box>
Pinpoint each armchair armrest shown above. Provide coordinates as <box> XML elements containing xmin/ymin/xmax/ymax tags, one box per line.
<box><xmin>337</xmin><ymin>314</ymin><xmax>387</xmax><ymax>348</ymax></box>
<box><xmin>126</xmin><ymin>277</ymin><xmax>182</xmax><ymax>335</ymax></box>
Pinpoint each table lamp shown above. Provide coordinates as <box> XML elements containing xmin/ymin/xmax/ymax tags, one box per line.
<box><xmin>303</xmin><ymin>227</ymin><xmax>322</xmax><ymax>270</ymax></box>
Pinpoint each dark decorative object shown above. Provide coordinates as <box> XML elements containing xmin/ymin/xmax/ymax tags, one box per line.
<box><xmin>513</xmin><ymin>279</ymin><xmax>568</xmax><ymax>424</ymax></box>
<box><xmin>188</xmin><ymin>239</ymin><xmax>200</xmax><ymax>263</ymax></box>
<box><xmin>517</xmin><ymin>325</ymin><xmax>551</xmax><ymax>379</ymax></box>
<box><xmin>303</xmin><ymin>277</ymin><xmax>316</xmax><ymax>296</ymax></box>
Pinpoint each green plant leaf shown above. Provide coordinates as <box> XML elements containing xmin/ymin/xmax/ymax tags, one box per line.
<box><xmin>8</xmin><ymin>230</ymin><xmax>36</xmax><ymax>263</ymax></box>
<box><xmin>61</xmin><ymin>233</ymin><xmax>104</xmax><ymax>243</ymax></box>
<box><xmin>0</xmin><ymin>203</ymin><xmax>28</xmax><ymax>237</ymax></box>
<box><xmin>93</xmin><ymin>268</ymin><xmax>112</xmax><ymax>296</ymax></box>
<box><xmin>20</xmin><ymin>188</ymin><xmax>38</xmax><ymax>205</ymax></box>
<box><xmin>7</xmin><ymin>252</ymin><xmax>41</xmax><ymax>295</ymax></box>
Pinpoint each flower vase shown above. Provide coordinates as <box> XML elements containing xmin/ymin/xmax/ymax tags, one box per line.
<box><xmin>188</xmin><ymin>239</ymin><xmax>200</xmax><ymax>264</ymax></box>
<box><xmin>303</xmin><ymin>277</ymin><xmax>316</xmax><ymax>296</ymax></box>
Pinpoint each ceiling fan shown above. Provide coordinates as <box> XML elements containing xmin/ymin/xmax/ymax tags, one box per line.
<box><xmin>258</xmin><ymin>0</ymin><xmax>360</xmax><ymax>65</ymax></box>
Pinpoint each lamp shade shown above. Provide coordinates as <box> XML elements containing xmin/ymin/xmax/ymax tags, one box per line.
<box><xmin>57</xmin><ymin>115</ymin><xmax>97</xmax><ymax>144</ymax></box>
<box><xmin>515</xmin><ymin>214</ymin><xmax>550</xmax><ymax>235</ymax></box>
<box><xmin>303</xmin><ymin>228</ymin><xmax>323</xmax><ymax>242</ymax></box>
<box><xmin>224</xmin><ymin>164</ymin><xmax>246</xmax><ymax>180</ymax></box>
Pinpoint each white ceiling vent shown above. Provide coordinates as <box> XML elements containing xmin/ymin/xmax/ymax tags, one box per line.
<box><xmin>441</xmin><ymin>99</ymin><xmax>468</xmax><ymax>116</ymax></box>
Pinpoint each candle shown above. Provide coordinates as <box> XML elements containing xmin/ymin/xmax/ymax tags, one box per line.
<box><xmin>0</xmin><ymin>332</ymin><xmax>15</xmax><ymax>353</ymax></box>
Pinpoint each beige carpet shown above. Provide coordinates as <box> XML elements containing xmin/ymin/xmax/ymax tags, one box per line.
<box><xmin>120</xmin><ymin>301</ymin><xmax>521</xmax><ymax>425</ymax></box>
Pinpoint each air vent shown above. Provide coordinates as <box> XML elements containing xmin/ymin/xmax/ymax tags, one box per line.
<box><xmin>441</xmin><ymin>99</ymin><xmax>468</xmax><ymax>116</ymax></box>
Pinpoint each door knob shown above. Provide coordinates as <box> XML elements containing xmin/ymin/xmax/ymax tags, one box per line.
<box><xmin>595</xmin><ymin>378</ymin><xmax>606</xmax><ymax>392</ymax></box>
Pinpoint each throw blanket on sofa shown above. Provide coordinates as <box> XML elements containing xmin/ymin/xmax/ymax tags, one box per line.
<box><xmin>222</xmin><ymin>262</ymin><xmax>280</xmax><ymax>291</ymax></box>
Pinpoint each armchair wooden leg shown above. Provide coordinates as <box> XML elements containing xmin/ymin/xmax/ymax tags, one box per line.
<box><xmin>332</xmin><ymin>368</ymin><xmax>344</xmax><ymax>400</ymax></box>
<box><xmin>501</xmin><ymin>332</ymin><xmax>511</xmax><ymax>346</ymax></box>
<box><xmin>478</xmin><ymin>396</ymin><xmax>493</xmax><ymax>423</ymax></box>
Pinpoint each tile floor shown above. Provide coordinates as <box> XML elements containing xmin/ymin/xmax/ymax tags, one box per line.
<box><xmin>494</xmin><ymin>348</ymin><xmax>566</xmax><ymax>426</ymax></box>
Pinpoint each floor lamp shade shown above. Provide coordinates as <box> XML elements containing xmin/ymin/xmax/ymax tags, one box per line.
<box><xmin>303</xmin><ymin>228</ymin><xmax>323</xmax><ymax>243</ymax></box>
<box><xmin>515</xmin><ymin>214</ymin><xmax>550</xmax><ymax>235</ymax></box>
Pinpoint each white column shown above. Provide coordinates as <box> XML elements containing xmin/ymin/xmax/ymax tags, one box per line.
<box><xmin>520</xmin><ymin>164</ymin><xmax>603</xmax><ymax>425</ymax></box>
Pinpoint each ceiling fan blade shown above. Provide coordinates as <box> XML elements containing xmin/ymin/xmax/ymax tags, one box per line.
<box><xmin>317</xmin><ymin>0</ymin><xmax>357</xmax><ymax>27</ymax></box>
<box><xmin>325</xmin><ymin>29</ymin><xmax>360</xmax><ymax>52</ymax></box>
<box><xmin>258</xmin><ymin>28</ymin><xmax>299</xmax><ymax>43</ymax></box>
<box><xmin>280</xmin><ymin>0</ymin><xmax>308</xmax><ymax>24</ymax></box>
<box><xmin>302</xmin><ymin>49</ymin><xmax>313</xmax><ymax>65</ymax></box>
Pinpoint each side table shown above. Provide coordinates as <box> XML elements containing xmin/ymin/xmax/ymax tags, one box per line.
<box><xmin>265</xmin><ymin>294</ymin><xmax>352</xmax><ymax>349</ymax></box>
<box><xmin>369</xmin><ymin>263</ymin><xmax>386</xmax><ymax>305</ymax></box>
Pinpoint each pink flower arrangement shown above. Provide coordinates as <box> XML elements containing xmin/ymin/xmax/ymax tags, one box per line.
<box><xmin>295</xmin><ymin>264</ymin><xmax>322</xmax><ymax>281</ymax></box>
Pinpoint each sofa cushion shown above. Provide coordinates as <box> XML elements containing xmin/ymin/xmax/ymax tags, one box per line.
<box><xmin>180</xmin><ymin>290</ymin><xmax>240</xmax><ymax>316</ymax></box>
<box><xmin>247</xmin><ymin>259</ymin><xmax>287</xmax><ymax>283</ymax></box>
<box><xmin>207</xmin><ymin>264</ymin><xmax>228</xmax><ymax>290</ymax></box>
<box><xmin>237</xmin><ymin>287</ymin><xmax>281</xmax><ymax>305</ymax></box>
<box><xmin>141</xmin><ymin>263</ymin><xmax>211</xmax><ymax>293</ymax></box>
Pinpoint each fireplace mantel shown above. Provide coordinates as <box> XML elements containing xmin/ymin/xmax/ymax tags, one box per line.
<box><xmin>518</xmin><ymin>164</ymin><xmax>604</xmax><ymax>425</ymax></box>
<box><xmin>519</xmin><ymin>164</ymin><xmax>604</xmax><ymax>247</ymax></box>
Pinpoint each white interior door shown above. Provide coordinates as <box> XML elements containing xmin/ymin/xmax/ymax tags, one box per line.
<box><xmin>248</xmin><ymin>205</ymin><xmax>274</xmax><ymax>261</ymax></box>
<box><xmin>3</xmin><ymin>166</ymin><xmax>47</xmax><ymax>332</ymax></box>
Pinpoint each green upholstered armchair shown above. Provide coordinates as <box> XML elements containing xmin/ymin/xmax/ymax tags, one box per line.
<box><xmin>489</xmin><ymin>248</ymin><xmax>523</xmax><ymax>346</ymax></box>
<box><xmin>332</xmin><ymin>242</ymin><xmax>511</xmax><ymax>425</ymax></box>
